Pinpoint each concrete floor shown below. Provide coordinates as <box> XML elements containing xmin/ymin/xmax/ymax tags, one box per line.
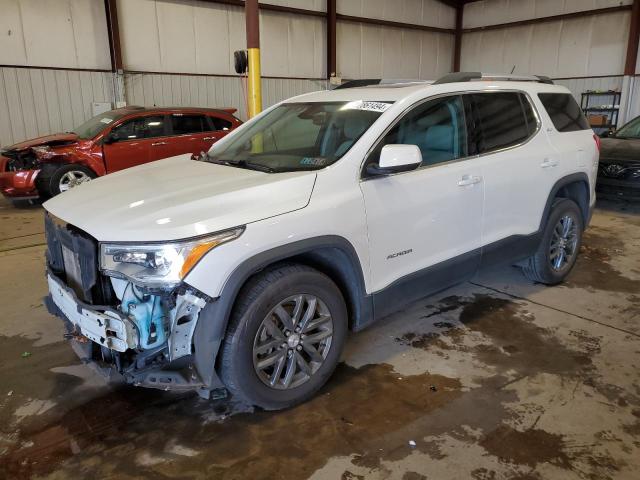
<box><xmin>0</xmin><ymin>197</ymin><xmax>639</xmax><ymax>480</ymax></box>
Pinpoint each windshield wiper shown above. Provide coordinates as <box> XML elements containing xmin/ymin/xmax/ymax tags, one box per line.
<box><xmin>208</xmin><ymin>157</ymin><xmax>276</xmax><ymax>173</ymax></box>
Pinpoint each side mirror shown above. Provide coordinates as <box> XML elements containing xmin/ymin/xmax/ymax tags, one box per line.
<box><xmin>103</xmin><ymin>133</ymin><xmax>116</xmax><ymax>144</ymax></box>
<box><xmin>366</xmin><ymin>144</ymin><xmax>422</xmax><ymax>176</ymax></box>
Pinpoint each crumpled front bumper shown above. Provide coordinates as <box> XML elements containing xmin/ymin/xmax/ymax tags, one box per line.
<box><xmin>0</xmin><ymin>156</ymin><xmax>40</xmax><ymax>198</ymax></box>
<box><xmin>46</xmin><ymin>273</ymin><xmax>139</xmax><ymax>352</ymax></box>
<box><xmin>44</xmin><ymin>270</ymin><xmax>224</xmax><ymax>397</ymax></box>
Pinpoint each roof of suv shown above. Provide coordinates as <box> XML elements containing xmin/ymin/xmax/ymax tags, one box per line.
<box><xmin>291</xmin><ymin>79</ymin><xmax>569</xmax><ymax>104</ymax></box>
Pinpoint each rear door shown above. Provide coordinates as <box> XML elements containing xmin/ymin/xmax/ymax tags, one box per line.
<box><xmin>466</xmin><ymin>91</ymin><xmax>551</xmax><ymax>251</ymax></box>
<box><xmin>163</xmin><ymin>113</ymin><xmax>222</xmax><ymax>158</ymax></box>
<box><xmin>102</xmin><ymin>114</ymin><xmax>167</xmax><ymax>172</ymax></box>
<box><xmin>360</xmin><ymin>94</ymin><xmax>483</xmax><ymax>308</ymax></box>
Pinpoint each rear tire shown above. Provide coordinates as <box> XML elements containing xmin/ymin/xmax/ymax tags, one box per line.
<box><xmin>36</xmin><ymin>164</ymin><xmax>96</xmax><ymax>199</ymax></box>
<box><xmin>522</xmin><ymin>198</ymin><xmax>583</xmax><ymax>285</ymax></box>
<box><xmin>218</xmin><ymin>263</ymin><xmax>347</xmax><ymax>410</ymax></box>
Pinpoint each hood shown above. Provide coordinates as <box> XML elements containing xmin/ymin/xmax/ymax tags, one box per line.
<box><xmin>600</xmin><ymin>137</ymin><xmax>640</xmax><ymax>163</ymax></box>
<box><xmin>44</xmin><ymin>155</ymin><xmax>317</xmax><ymax>242</ymax></box>
<box><xmin>2</xmin><ymin>133</ymin><xmax>79</xmax><ymax>153</ymax></box>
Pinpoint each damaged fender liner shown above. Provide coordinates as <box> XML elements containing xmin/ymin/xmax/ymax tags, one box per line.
<box><xmin>45</xmin><ymin>270</ymin><xmax>225</xmax><ymax>395</ymax></box>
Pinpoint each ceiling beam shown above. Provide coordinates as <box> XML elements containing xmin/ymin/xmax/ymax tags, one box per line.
<box><xmin>463</xmin><ymin>5</ymin><xmax>632</xmax><ymax>33</ymax></box>
<box><xmin>327</xmin><ymin>0</ymin><xmax>337</xmax><ymax>79</ymax></box>
<box><xmin>104</xmin><ymin>0</ymin><xmax>123</xmax><ymax>72</ymax></box>
<box><xmin>197</xmin><ymin>0</ymin><xmax>324</xmax><ymax>17</ymax></box>
<box><xmin>625</xmin><ymin>0</ymin><xmax>640</xmax><ymax>75</ymax></box>
<box><xmin>336</xmin><ymin>14</ymin><xmax>454</xmax><ymax>34</ymax></box>
<box><xmin>453</xmin><ymin>6</ymin><xmax>463</xmax><ymax>72</ymax></box>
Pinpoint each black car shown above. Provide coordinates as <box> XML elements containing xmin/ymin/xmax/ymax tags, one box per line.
<box><xmin>597</xmin><ymin>116</ymin><xmax>640</xmax><ymax>199</ymax></box>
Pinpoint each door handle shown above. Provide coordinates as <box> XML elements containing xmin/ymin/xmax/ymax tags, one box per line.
<box><xmin>203</xmin><ymin>137</ymin><xmax>216</xmax><ymax>141</ymax></box>
<box><xmin>540</xmin><ymin>158</ymin><xmax>559</xmax><ymax>168</ymax></box>
<box><xmin>151</xmin><ymin>141</ymin><xmax>168</xmax><ymax>146</ymax></box>
<box><xmin>457</xmin><ymin>175</ymin><xmax>482</xmax><ymax>187</ymax></box>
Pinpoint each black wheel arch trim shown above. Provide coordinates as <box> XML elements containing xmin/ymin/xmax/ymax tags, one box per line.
<box><xmin>539</xmin><ymin>172</ymin><xmax>591</xmax><ymax>230</ymax></box>
<box><xmin>191</xmin><ymin>235</ymin><xmax>372</xmax><ymax>389</ymax></box>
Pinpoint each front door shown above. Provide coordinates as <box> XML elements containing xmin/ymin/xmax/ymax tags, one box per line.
<box><xmin>360</xmin><ymin>95</ymin><xmax>483</xmax><ymax>315</ymax></box>
<box><xmin>103</xmin><ymin>115</ymin><xmax>167</xmax><ymax>173</ymax></box>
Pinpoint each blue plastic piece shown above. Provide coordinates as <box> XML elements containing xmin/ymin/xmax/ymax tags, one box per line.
<box><xmin>121</xmin><ymin>284</ymin><xmax>166</xmax><ymax>349</ymax></box>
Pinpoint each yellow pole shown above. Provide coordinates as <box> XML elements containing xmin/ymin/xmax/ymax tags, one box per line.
<box><xmin>247</xmin><ymin>47</ymin><xmax>262</xmax><ymax>119</ymax></box>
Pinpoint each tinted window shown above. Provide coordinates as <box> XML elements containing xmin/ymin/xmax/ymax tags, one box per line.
<box><xmin>371</xmin><ymin>95</ymin><xmax>467</xmax><ymax>167</ymax></box>
<box><xmin>472</xmin><ymin>92</ymin><xmax>529</xmax><ymax>153</ymax></box>
<box><xmin>110</xmin><ymin>115</ymin><xmax>165</xmax><ymax>141</ymax></box>
<box><xmin>171</xmin><ymin>114</ymin><xmax>208</xmax><ymax>135</ymax></box>
<box><xmin>211</xmin><ymin>116</ymin><xmax>233</xmax><ymax>131</ymax></box>
<box><xmin>614</xmin><ymin>116</ymin><xmax>640</xmax><ymax>139</ymax></box>
<box><xmin>538</xmin><ymin>93</ymin><xmax>590</xmax><ymax>132</ymax></box>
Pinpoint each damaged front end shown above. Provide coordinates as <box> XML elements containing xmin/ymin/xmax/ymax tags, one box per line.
<box><xmin>43</xmin><ymin>213</ymin><xmax>238</xmax><ymax>398</ymax></box>
<box><xmin>0</xmin><ymin>148</ymin><xmax>40</xmax><ymax>198</ymax></box>
<box><xmin>0</xmin><ymin>136</ymin><xmax>78</xmax><ymax>199</ymax></box>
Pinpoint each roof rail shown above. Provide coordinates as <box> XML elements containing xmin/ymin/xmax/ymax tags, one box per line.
<box><xmin>434</xmin><ymin>72</ymin><xmax>554</xmax><ymax>85</ymax></box>
<box><xmin>333</xmin><ymin>78</ymin><xmax>431</xmax><ymax>90</ymax></box>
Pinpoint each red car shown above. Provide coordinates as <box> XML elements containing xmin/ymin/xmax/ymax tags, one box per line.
<box><xmin>0</xmin><ymin>106</ymin><xmax>241</xmax><ymax>202</ymax></box>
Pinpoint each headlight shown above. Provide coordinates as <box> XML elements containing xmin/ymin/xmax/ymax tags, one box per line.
<box><xmin>99</xmin><ymin>227</ymin><xmax>244</xmax><ymax>288</ymax></box>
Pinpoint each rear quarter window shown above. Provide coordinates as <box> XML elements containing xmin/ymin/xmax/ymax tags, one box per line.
<box><xmin>537</xmin><ymin>93</ymin><xmax>590</xmax><ymax>132</ymax></box>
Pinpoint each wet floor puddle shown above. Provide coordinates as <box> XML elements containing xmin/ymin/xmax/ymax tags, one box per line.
<box><xmin>567</xmin><ymin>227</ymin><xmax>640</xmax><ymax>294</ymax></box>
<box><xmin>0</xmin><ymin>295</ymin><xmax>633</xmax><ymax>479</ymax></box>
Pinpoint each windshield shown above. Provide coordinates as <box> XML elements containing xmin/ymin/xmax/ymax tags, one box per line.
<box><xmin>73</xmin><ymin>110</ymin><xmax>129</xmax><ymax>140</ymax></box>
<box><xmin>614</xmin><ymin>116</ymin><xmax>640</xmax><ymax>139</ymax></box>
<box><xmin>206</xmin><ymin>101</ymin><xmax>391</xmax><ymax>172</ymax></box>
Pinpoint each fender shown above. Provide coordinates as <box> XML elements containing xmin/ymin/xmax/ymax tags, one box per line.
<box><xmin>538</xmin><ymin>172</ymin><xmax>591</xmax><ymax>231</ymax></box>
<box><xmin>191</xmin><ymin>235</ymin><xmax>372</xmax><ymax>388</ymax></box>
<box><xmin>37</xmin><ymin>146</ymin><xmax>106</xmax><ymax>177</ymax></box>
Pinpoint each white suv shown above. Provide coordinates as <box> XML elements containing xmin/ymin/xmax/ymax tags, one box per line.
<box><xmin>43</xmin><ymin>73</ymin><xmax>599</xmax><ymax>409</ymax></box>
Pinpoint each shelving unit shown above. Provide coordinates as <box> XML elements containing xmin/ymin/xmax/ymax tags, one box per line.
<box><xmin>580</xmin><ymin>90</ymin><xmax>621</xmax><ymax>134</ymax></box>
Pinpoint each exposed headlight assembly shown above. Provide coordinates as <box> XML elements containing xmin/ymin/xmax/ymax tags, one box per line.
<box><xmin>99</xmin><ymin>227</ymin><xmax>244</xmax><ymax>288</ymax></box>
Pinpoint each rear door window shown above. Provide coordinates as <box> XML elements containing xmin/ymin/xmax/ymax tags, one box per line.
<box><xmin>170</xmin><ymin>114</ymin><xmax>208</xmax><ymax>135</ymax></box>
<box><xmin>471</xmin><ymin>92</ymin><xmax>530</xmax><ymax>153</ymax></box>
<box><xmin>211</xmin><ymin>116</ymin><xmax>233</xmax><ymax>131</ymax></box>
<box><xmin>537</xmin><ymin>93</ymin><xmax>590</xmax><ymax>132</ymax></box>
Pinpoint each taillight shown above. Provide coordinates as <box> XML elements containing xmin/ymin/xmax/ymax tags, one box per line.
<box><xmin>593</xmin><ymin>133</ymin><xmax>601</xmax><ymax>152</ymax></box>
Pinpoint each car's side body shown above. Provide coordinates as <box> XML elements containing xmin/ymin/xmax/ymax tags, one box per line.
<box><xmin>597</xmin><ymin>117</ymin><xmax>640</xmax><ymax>199</ymax></box>
<box><xmin>0</xmin><ymin>106</ymin><xmax>241</xmax><ymax>200</ymax></box>
<box><xmin>42</xmin><ymin>77</ymin><xmax>599</xmax><ymax>401</ymax></box>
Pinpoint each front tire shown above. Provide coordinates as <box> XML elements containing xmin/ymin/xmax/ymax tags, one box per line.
<box><xmin>36</xmin><ymin>164</ymin><xmax>96</xmax><ymax>198</ymax></box>
<box><xmin>219</xmin><ymin>264</ymin><xmax>348</xmax><ymax>410</ymax></box>
<box><xmin>522</xmin><ymin>198</ymin><xmax>583</xmax><ymax>285</ymax></box>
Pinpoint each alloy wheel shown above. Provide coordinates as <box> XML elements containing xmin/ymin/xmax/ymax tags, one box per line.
<box><xmin>549</xmin><ymin>214</ymin><xmax>579</xmax><ymax>271</ymax></box>
<box><xmin>59</xmin><ymin>170</ymin><xmax>92</xmax><ymax>192</ymax></box>
<box><xmin>252</xmin><ymin>294</ymin><xmax>333</xmax><ymax>390</ymax></box>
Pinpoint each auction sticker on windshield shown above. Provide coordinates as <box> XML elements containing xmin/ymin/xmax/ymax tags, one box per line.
<box><xmin>343</xmin><ymin>101</ymin><xmax>392</xmax><ymax>113</ymax></box>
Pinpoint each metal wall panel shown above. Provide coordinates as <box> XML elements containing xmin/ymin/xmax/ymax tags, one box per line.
<box><xmin>337</xmin><ymin>0</ymin><xmax>456</xmax><ymax>29</ymax></box>
<box><xmin>0</xmin><ymin>67</ymin><xmax>114</xmax><ymax>148</ymax></box>
<box><xmin>0</xmin><ymin>0</ymin><xmax>110</xmax><ymax>70</ymax></box>
<box><xmin>124</xmin><ymin>73</ymin><xmax>327</xmax><ymax>120</ymax></box>
<box><xmin>463</xmin><ymin>0</ymin><xmax>633</xmax><ymax>28</ymax></box>
<box><xmin>118</xmin><ymin>0</ymin><xmax>326</xmax><ymax>78</ymax></box>
<box><xmin>337</xmin><ymin>23</ymin><xmax>454</xmax><ymax>79</ymax></box>
<box><xmin>264</xmin><ymin>0</ymin><xmax>325</xmax><ymax>12</ymax></box>
<box><xmin>554</xmin><ymin>76</ymin><xmax>623</xmax><ymax>102</ymax></box>
<box><xmin>460</xmin><ymin>11</ymin><xmax>630</xmax><ymax>78</ymax></box>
